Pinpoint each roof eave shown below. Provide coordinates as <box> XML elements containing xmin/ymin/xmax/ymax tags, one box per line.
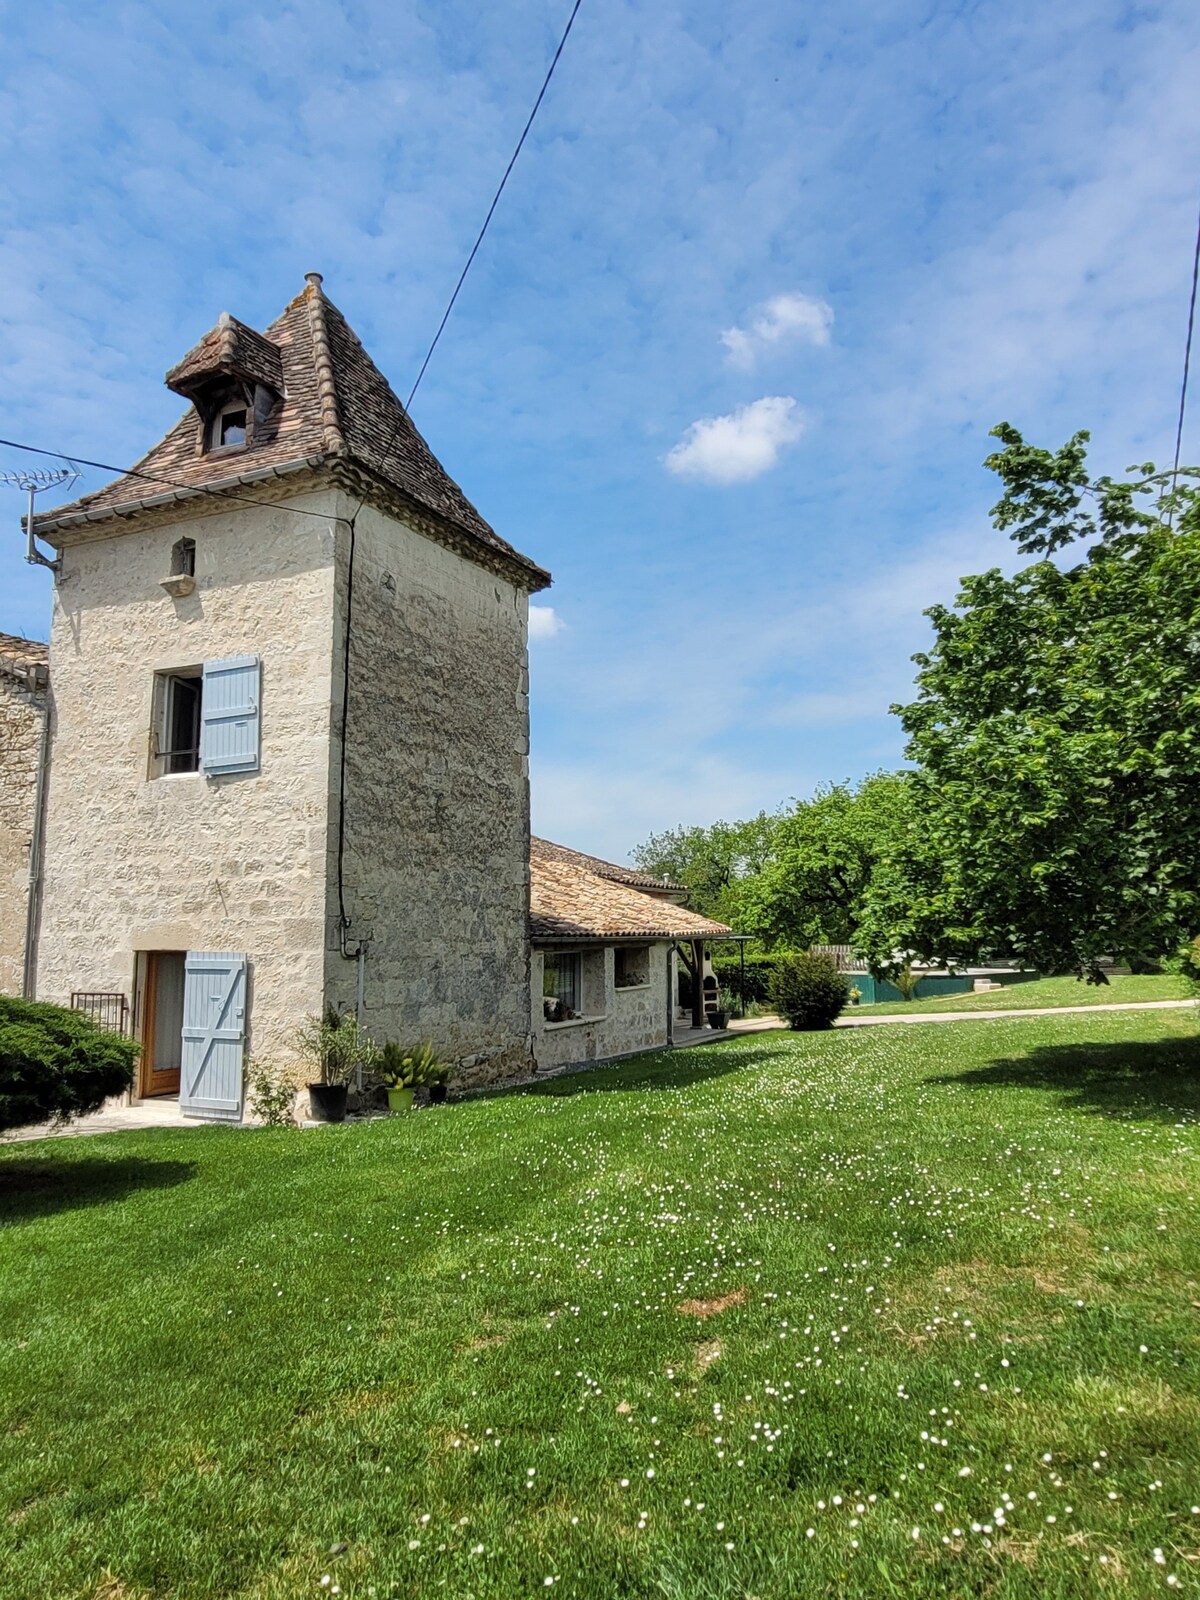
<box><xmin>32</xmin><ymin>455</ymin><xmax>332</xmax><ymax>543</ymax></box>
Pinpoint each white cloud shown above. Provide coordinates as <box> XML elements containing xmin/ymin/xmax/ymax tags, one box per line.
<box><xmin>528</xmin><ymin>604</ymin><xmax>565</xmax><ymax>640</ymax></box>
<box><xmin>664</xmin><ymin>395</ymin><xmax>805</xmax><ymax>484</ymax></box>
<box><xmin>721</xmin><ymin>292</ymin><xmax>833</xmax><ymax>370</ymax></box>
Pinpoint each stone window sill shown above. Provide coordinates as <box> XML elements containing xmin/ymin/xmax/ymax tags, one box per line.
<box><xmin>543</xmin><ymin>1013</ymin><xmax>607</xmax><ymax>1031</ymax></box>
<box><xmin>614</xmin><ymin>982</ymin><xmax>652</xmax><ymax>993</ymax></box>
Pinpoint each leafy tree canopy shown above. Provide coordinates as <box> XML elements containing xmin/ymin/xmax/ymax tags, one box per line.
<box><xmin>630</xmin><ymin>814</ymin><xmax>776</xmax><ymax>928</ymax></box>
<box><xmin>739</xmin><ymin>773</ymin><xmax>912</xmax><ymax>948</ymax></box>
<box><xmin>866</xmin><ymin>425</ymin><xmax>1200</xmax><ymax>980</ymax></box>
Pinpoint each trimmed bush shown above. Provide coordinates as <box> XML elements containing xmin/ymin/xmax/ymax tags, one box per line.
<box><xmin>0</xmin><ymin>996</ymin><xmax>138</xmax><ymax>1132</ymax></box>
<box><xmin>768</xmin><ymin>951</ymin><xmax>850</xmax><ymax>1031</ymax></box>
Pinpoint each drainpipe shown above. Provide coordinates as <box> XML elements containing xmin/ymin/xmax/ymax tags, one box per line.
<box><xmin>354</xmin><ymin>940</ymin><xmax>367</xmax><ymax>1092</ymax></box>
<box><xmin>22</xmin><ymin>678</ymin><xmax>51</xmax><ymax>999</ymax></box>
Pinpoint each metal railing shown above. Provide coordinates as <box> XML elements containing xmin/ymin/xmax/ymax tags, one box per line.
<box><xmin>70</xmin><ymin>991</ymin><xmax>131</xmax><ymax>1036</ymax></box>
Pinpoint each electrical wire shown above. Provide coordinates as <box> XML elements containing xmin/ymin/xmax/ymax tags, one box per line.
<box><xmin>0</xmin><ymin>435</ymin><xmax>335</xmax><ymax>523</ymax></box>
<box><xmin>3</xmin><ymin>0</ymin><xmax>585</xmax><ymax>538</ymax></box>
<box><xmin>1171</xmin><ymin>192</ymin><xmax>1200</xmax><ymax>498</ymax></box>
<box><xmin>338</xmin><ymin>0</ymin><xmax>585</xmax><ymax>538</ymax></box>
<box><xmin>403</xmin><ymin>0</ymin><xmax>584</xmax><ymax>415</ymax></box>
<box><xmin>332</xmin><ymin>0</ymin><xmax>584</xmax><ymax>955</ymax></box>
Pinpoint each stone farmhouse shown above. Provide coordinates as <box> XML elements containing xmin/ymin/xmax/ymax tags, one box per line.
<box><xmin>8</xmin><ymin>275</ymin><xmax>729</xmax><ymax>1117</ymax></box>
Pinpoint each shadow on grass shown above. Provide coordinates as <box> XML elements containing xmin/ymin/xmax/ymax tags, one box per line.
<box><xmin>931</xmin><ymin>1032</ymin><xmax>1200</xmax><ymax>1122</ymax></box>
<box><xmin>0</xmin><ymin>1154</ymin><xmax>196</xmax><ymax>1223</ymax></box>
<box><xmin>484</xmin><ymin>1038</ymin><xmax>808</xmax><ymax>1101</ymax></box>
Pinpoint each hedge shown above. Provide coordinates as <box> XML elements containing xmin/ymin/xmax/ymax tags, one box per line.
<box><xmin>0</xmin><ymin>996</ymin><xmax>138</xmax><ymax>1132</ymax></box>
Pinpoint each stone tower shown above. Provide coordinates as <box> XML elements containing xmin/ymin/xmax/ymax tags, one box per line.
<box><xmin>30</xmin><ymin>274</ymin><xmax>550</xmax><ymax>1114</ymax></box>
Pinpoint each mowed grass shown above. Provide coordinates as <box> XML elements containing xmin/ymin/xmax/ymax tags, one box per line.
<box><xmin>855</xmin><ymin>972</ymin><xmax>1192</xmax><ymax>1016</ymax></box>
<box><xmin>2</xmin><ymin>1013</ymin><xmax>1199</xmax><ymax>1600</ymax></box>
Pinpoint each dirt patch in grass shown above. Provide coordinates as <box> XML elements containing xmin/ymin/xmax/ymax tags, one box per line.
<box><xmin>88</xmin><ymin>1573</ymin><xmax>150</xmax><ymax>1600</ymax></box>
<box><xmin>333</xmin><ymin>1386</ymin><xmax>396</xmax><ymax>1418</ymax></box>
<box><xmin>676</xmin><ymin>1288</ymin><xmax>748</xmax><ymax>1317</ymax></box>
<box><xmin>462</xmin><ymin>1313</ymin><xmax>511</xmax><ymax>1352</ymax></box>
<box><xmin>693</xmin><ymin>1338</ymin><xmax>723</xmax><ymax>1372</ymax></box>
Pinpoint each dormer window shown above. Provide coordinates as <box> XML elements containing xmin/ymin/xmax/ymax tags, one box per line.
<box><xmin>211</xmin><ymin>403</ymin><xmax>248</xmax><ymax>450</ymax></box>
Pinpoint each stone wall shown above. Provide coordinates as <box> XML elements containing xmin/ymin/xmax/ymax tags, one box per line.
<box><xmin>325</xmin><ymin>496</ymin><xmax>535</xmax><ymax>1086</ymax></box>
<box><xmin>36</xmin><ymin>489</ymin><xmax>340</xmax><ymax>1072</ymax></box>
<box><xmin>0</xmin><ymin>669</ymin><xmax>47</xmax><ymax>995</ymax></box>
<box><xmin>532</xmin><ymin>943</ymin><xmax>671</xmax><ymax>1072</ymax></box>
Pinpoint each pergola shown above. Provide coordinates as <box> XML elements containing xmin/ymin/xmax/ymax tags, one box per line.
<box><xmin>675</xmin><ymin>933</ymin><xmax>755</xmax><ymax>1029</ymax></box>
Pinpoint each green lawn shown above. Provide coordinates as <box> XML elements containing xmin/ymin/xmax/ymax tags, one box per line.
<box><xmin>853</xmin><ymin>971</ymin><xmax>1193</xmax><ymax>1017</ymax></box>
<box><xmin>2</xmin><ymin>1012</ymin><xmax>1199</xmax><ymax>1600</ymax></box>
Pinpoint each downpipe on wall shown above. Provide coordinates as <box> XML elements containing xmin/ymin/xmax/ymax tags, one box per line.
<box><xmin>22</xmin><ymin>690</ymin><xmax>52</xmax><ymax>998</ymax></box>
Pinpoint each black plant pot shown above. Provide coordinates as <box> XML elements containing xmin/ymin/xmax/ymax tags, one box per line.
<box><xmin>308</xmin><ymin>1082</ymin><xmax>348</xmax><ymax>1123</ymax></box>
<box><xmin>428</xmin><ymin>1082</ymin><xmax>449</xmax><ymax>1105</ymax></box>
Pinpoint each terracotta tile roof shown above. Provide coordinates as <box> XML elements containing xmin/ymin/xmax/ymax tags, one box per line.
<box><xmin>34</xmin><ymin>274</ymin><xmax>550</xmax><ymax>591</ymax></box>
<box><xmin>531</xmin><ymin>845</ymin><xmax>731</xmax><ymax>943</ymax></box>
<box><xmin>0</xmin><ymin>632</ymin><xmax>49</xmax><ymax>688</ymax></box>
<box><xmin>165</xmin><ymin>311</ymin><xmax>285</xmax><ymax>398</ymax></box>
<box><xmin>530</xmin><ymin>835</ymin><xmax>687</xmax><ymax>895</ymax></box>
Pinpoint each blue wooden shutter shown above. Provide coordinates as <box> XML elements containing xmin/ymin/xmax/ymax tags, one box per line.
<box><xmin>180</xmin><ymin>951</ymin><xmax>247</xmax><ymax>1120</ymax></box>
<box><xmin>200</xmin><ymin>655</ymin><xmax>261</xmax><ymax>774</ymax></box>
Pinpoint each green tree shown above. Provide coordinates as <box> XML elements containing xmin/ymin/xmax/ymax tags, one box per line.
<box><xmin>870</xmin><ymin>424</ymin><xmax>1200</xmax><ymax>980</ymax></box>
<box><xmin>740</xmin><ymin>772</ymin><xmax>913</xmax><ymax>949</ymax></box>
<box><xmin>630</xmin><ymin>814</ymin><xmax>776</xmax><ymax>926</ymax></box>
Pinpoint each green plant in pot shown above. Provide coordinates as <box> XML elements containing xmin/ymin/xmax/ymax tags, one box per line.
<box><xmin>379</xmin><ymin>1041</ymin><xmax>448</xmax><ymax>1112</ymax></box>
<box><xmin>295</xmin><ymin>1007</ymin><xmax>381</xmax><ymax>1123</ymax></box>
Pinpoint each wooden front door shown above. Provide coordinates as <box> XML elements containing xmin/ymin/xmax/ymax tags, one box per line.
<box><xmin>140</xmin><ymin>951</ymin><xmax>186</xmax><ymax>1097</ymax></box>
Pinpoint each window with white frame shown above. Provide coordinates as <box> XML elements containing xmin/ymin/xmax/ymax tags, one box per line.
<box><xmin>614</xmin><ymin>946</ymin><xmax>651</xmax><ymax>988</ymax></box>
<box><xmin>543</xmin><ymin>952</ymin><xmax>582</xmax><ymax>1021</ymax></box>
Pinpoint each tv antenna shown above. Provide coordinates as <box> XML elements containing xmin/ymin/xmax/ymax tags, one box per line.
<box><xmin>0</xmin><ymin>463</ymin><xmax>80</xmax><ymax>573</ymax></box>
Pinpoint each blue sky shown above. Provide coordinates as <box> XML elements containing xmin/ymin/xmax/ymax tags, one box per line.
<box><xmin>3</xmin><ymin>0</ymin><xmax>1199</xmax><ymax>860</ymax></box>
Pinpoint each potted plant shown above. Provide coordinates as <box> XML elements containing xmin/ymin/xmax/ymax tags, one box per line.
<box><xmin>296</xmin><ymin>1007</ymin><xmax>381</xmax><ymax>1123</ymax></box>
<box><xmin>379</xmin><ymin>1041</ymin><xmax>448</xmax><ymax>1112</ymax></box>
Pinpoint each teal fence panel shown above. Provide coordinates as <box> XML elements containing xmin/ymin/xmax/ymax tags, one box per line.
<box><xmin>846</xmin><ymin>973</ymin><xmax>973</xmax><ymax>1005</ymax></box>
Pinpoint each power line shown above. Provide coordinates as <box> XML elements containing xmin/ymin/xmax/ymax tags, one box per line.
<box><xmin>403</xmin><ymin>0</ymin><xmax>585</xmax><ymax>415</ymax></box>
<box><xmin>5</xmin><ymin>0</ymin><xmax>585</xmax><ymax>544</ymax></box>
<box><xmin>1172</xmin><ymin>191</ymin><xmax>1200</xmax><ymax>497</ymax></box>
<box><xmin>0</xmin><ymin>435</ymin><xmax>335</xmax><ymax>523</ymax></box>
<box><xmin>332</xmin><ymin>0</ymin><xmax>584</xmax><ymax>957</ymax></box>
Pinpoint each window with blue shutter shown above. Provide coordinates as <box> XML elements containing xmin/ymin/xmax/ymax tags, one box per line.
<box><xmin>199</xmin><ymin>655</ymin><xmax>261</xmax><ymax>775</ymax></box>
<box><xmin>180</xmin><ymin>951</ymin><xmax>247</xmax><ymax>1120</ymax></box>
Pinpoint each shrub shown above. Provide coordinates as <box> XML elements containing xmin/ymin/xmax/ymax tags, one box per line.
<box><xmin>294</xmin><ymin>1007</ymin><xmax>381</xmax><ymax>1086</ymax></box>
<box><xmin>246</xmin><ymin>1060</ymin><xmax>304</xmax><ymax>1126</ymax></box>
<box><xmin>0</xmin><ymin>995</ymin><xmax>138</xmax><ymax>1132</ymax></box>
<box><xmin>1179</xmin><ymin>935</ymin><xmax>1200</xmax><ymax>995</ymax></box>
<box><xmin>768</xmin><ymin>951</ymin><xmax>850</xmax><ymax>1031</ymax></box>
<box><xmin>379</xmin><ymin>1041</ymin><xmax>448</xmax><ymax>1090</ymax></box>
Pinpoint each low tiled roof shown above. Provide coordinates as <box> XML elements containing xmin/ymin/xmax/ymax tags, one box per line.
<box><xmin>34</xmin><ymin>274</ymin><xmax>550</xmax><ymax>592</ymax></box>
<box><xmin>531</xmin><ymin>846</ymin><xmax>731</xmax><ymax>943</ymax></box>
<box><xmin>0</xmin><ymin>633</ymin><xmax>49</xmax><ymax>689</ymax></box>
<box><xmin>530</xmin><ymin>835</ymin><xmax>686</xmax><ymax>895</ymax></box>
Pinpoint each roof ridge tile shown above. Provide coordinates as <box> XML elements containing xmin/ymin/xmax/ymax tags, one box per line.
<box><xmin>302</xmin><ymin>273</ymin><xmax>346</xmax><ymax>455</ymax></box>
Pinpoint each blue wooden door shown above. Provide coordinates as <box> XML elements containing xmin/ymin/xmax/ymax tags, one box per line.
<box><xmin>180</xmin><ymin>951</ymin><xmax>247</xmax><ymax>1120</ymax></box>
